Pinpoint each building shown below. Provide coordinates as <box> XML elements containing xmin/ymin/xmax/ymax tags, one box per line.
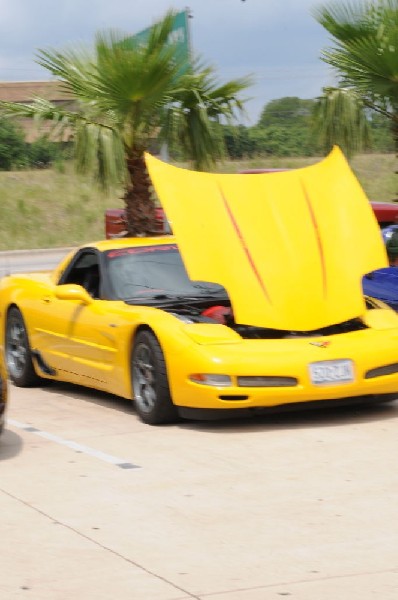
<box><xmin>0</xmin><ymin>81</ymin><xmax>74</xmax><ymax>142</ymax></box>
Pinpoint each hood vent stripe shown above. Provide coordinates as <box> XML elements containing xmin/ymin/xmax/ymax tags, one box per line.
<box><xmin>301</xmin><ymin>179</ymin><xmax>327</xmax><ymax>298</ymax></box>
<box><xmin>219</xmin><ymin>184</ymin><xmax>271</xmax><ymax>304</ymax></box>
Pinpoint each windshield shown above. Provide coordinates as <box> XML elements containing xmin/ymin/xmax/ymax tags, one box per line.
<box><xmin>106</xmin><ymin>244</ymin><xmax>226</xmax><ymax>301</ymax></box>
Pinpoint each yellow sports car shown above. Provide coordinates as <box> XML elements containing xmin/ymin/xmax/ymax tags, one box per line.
<box><xmin>1</xmin><ymin>147</ymin><xmax>398</xmax><ymax>424</ymax></box>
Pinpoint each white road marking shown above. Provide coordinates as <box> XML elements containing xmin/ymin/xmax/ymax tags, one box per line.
<box><xmin>7</xmin><ymin>418</ymin><xmax>140</xmax><ymax>469</ymax></box>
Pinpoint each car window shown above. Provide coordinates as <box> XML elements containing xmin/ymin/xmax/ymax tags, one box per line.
<box><xmin>61</xmin><ymin>251</ymin><xmax>101</xmax><ymax>299</ymax></box>
<box><xmin>105</xmin><ymin>244</ymin><xmax>225</xmax><ymax>301</ymax></box>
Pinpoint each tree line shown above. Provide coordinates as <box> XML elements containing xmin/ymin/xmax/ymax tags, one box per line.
<box><xmin>0</xmin><ymin>118</ymin><xmax>72</xmax><ymax>170</ymax></box>
<box><xmin>222</xmin><ymin>97</ymin><xmax>393</xmax><ymax>159</ymax></box>
<box><xmin>1</xmin><ymin>95</ymin><xmax>394</xmax><ymax>171</ymax></box>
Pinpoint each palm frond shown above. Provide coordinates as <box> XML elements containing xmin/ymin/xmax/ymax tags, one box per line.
<box><xmin>161</xmin><ymin>62</ymin><xmax>253</xmax><ymax>169</ymax></box>
<box><xmin>313</xmin><ymin>87</ymin><xmax>370</xmax><ymax>156</ymax></box>
<box><xmin>75</xmin><ymin>120</ymin><xmax>126</xmax><ymax>188</ymax></box>
<box><xmin>0</xmin><ymin>97</ymin><xmax>78</xmax><ymax>141</ymax></box>
<box><xmin>314</xmin><ymin>0</ymin><xmax>398</xmax><ymax>113</ymax></box>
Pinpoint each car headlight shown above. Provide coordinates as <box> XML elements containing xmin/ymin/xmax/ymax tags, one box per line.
<box><xmin>189</xmin><ymin>374</ymin><xmax>232</xmax><ymax>386</ymax></box>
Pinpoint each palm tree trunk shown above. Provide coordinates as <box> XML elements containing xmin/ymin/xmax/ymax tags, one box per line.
<box><xmin>124</xmin><ymin>153</ymin><xmax>156</xmax><ymax>236</ymax></box>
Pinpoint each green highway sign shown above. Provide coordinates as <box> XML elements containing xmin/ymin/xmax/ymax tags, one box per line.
<box><xmin>129</xmin><ymin>10</ymin><xmax>191</xmax><ymax>74</ymax></box>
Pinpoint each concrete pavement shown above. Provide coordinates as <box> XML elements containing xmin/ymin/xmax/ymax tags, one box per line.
<box><xmin>1</xmin><ymin>382</ymin><xmax>398</xmax><ymax>599</ymax></box>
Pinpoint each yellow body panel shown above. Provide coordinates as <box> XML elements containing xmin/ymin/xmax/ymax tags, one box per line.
<box><xmin>145</xmin><ymin>148</ymin><xmax>387</xmax><ymax>330</ymax></box>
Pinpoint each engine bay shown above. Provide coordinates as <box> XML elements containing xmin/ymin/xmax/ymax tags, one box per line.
<box><xmin>165</xmin><ymin>298</ymin><xmax>369</xmax><ymax>340</ymax></box>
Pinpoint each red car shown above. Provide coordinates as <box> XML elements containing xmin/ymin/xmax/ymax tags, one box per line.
<box><xmin>368</xmin><ymin>201</ymin><xmax>398</xmax><ymax>227</ymax></box>
<box><xmin>105</xmin><ymin>207</ymin><xmax>169</xmax><ymax>238</ymax></box>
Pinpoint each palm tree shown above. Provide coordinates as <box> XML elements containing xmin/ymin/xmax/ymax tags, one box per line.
<box><xmin>0</xmin><ymin>11</ymin><xmax>252</xmax><ymax>235</ymax></box>
<box><xmin>313</xmin><ymin>86</ymin><xmax>371</xmax><ymax>157</ymax></box>
<box><xmin>312</xmin><ymin>0</ymin><xmax>398</xmax><ymax>159</ymax></box>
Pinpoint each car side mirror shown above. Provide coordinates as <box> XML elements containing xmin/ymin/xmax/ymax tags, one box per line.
<box><xmin>55</xmin><ymin>284</ymin><xmax>93</xmax><ymax>305</ymax></box>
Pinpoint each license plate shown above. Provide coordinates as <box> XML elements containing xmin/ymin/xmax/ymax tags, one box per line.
<box><xmin>309</xmin><ymin>359</ymin><xmax>354</xmax><ymax>385</ymax></box>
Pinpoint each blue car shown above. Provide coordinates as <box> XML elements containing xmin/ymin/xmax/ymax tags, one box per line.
<box><xmin>363</xmin><ymin>225</ymin><xmax>398</xmax><ymax>310</ymax></box>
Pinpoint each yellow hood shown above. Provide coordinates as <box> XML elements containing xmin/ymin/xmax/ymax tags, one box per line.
<box><xmin>145</xmin><ymin>147</ymin><xmax>387</xmax><ymax>330</ymax></box>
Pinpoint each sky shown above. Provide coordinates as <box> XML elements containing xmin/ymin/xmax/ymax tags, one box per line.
<box><xmin>0</xmin><ymin>0</ymin><xmax>338</xmax><ymax>124</ymax></box>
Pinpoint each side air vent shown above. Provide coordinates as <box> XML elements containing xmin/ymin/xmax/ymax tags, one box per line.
<box><xmin>365</xmin><ymin>363</ymin><xmax>398</xmax><ymax>379</ymax></box>
<box><xmin>32</xmin><ymin>350</ymin><xmax>57</xmax><ymax>376</ymax></box>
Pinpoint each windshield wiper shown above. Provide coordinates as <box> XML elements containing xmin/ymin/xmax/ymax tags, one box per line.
<box><xmin>153</xmin><ymin>293</ymin><xmax>229</xmax><ymax>302</ymax></box>
<box><xmin>124</xmin><ymin>292</ymin><xmax>228</xmax><ymax>306</ymax></box>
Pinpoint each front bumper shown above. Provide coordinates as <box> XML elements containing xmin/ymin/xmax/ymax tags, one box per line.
<box><xmin>166</xmin><ymin>328</ymin><xmax>398</xmax><ymax>411</ymax></box>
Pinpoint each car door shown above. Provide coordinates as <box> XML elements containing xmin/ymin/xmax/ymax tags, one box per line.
<box><xmin>34</xmin><ymin>249</ymin><xmax>119</xmax><ymax>388</ymax></box>
<box><xmin>62</xmin><ymin>297</ymin><xmax>120</xmax><ymax>389</ymax></box>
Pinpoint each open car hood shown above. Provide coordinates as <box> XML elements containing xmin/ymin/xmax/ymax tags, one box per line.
<box><xmin>145</xmin><ymin>147</ymin><xmax>388</xmax><ymax>330</ymax></box>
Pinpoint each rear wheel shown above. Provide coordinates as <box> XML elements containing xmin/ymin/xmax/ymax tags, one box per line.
<box><xmin>132</xmin><ymin>330</ymin><xmax>177</xmax><ymax>425</ymax></box>
<box><xmin>6</xmin><ymin>307</ymin><xmax>40</xmax><ymax>386</ymax></box>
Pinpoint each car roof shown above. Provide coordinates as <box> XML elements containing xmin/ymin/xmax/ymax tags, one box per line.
<box><xmin>50</xmin><ymin>236</ymin><xmax>177</xmax><ymax>284</ymax></box>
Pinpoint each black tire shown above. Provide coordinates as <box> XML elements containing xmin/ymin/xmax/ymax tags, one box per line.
<box><xmin>5</xmin><ymin>307</ymin><xmax>40</xmax><ymax>387</ymax></box>
<box><xmin>131</xmin><ymin>330</ymin><xmax>177</xmax><ymax>425</ymax></box>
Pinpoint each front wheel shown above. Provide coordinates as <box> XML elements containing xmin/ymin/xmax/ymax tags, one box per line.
<box><xmin>6</xmin><ymin>307</ymin><xmax>40</xmax><ymax>386</ymax></box>
<box><xmin>131</xmin><ymin>330</ymin><xmax>177</xmax><ymax>425</ymax></box>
